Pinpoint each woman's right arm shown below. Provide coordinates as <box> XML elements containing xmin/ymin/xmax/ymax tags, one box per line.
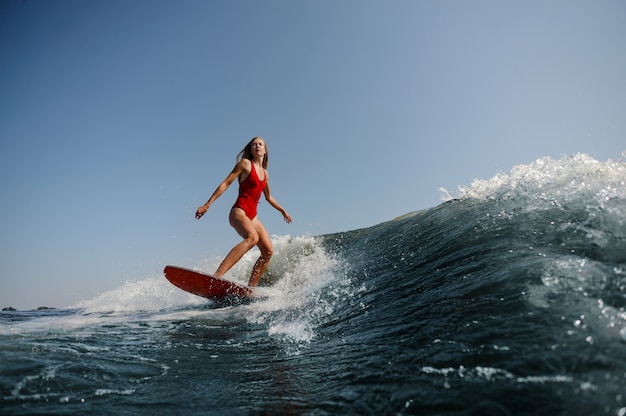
<box><xmin>195</xmin><ymin>160</ymin><xmax>247</xmax><ymax>219</ymax></box>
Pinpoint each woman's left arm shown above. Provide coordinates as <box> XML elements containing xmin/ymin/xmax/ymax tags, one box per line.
<box><xmin>263</xmin><ymin>180</ymin><xmax>292</xmax><ymax>223</ymax></box>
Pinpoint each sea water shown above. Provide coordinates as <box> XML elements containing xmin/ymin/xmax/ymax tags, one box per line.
<box><xmin>1</xmin><ymin>153</ymin><xmax>625</xmax><ymax>415</ymax></box>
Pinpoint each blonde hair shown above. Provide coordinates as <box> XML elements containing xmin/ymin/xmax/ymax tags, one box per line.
<box><xmin>237</xmin><ymin>137</ymin><xmax>268</xmax><ymax>169</ymax></box>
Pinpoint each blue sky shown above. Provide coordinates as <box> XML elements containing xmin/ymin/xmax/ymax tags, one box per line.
<box><xmin>1</xmin><ymin>0</ymin><xmax>624</xmax><ymax>310</ymax></box>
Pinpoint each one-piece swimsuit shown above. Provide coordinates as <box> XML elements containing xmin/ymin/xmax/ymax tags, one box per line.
<box><xmin>232</xmin><ymin>161</ymin><xmax>267</xmax><ymax>220</ymax></box>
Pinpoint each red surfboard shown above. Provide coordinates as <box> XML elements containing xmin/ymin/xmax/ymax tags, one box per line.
<box><xmin>164</xmin><ymin>265</ymin><xmax>254</xmax><ymax>300</ymax></box>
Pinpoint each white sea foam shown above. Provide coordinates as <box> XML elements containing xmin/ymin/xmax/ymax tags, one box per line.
<box><xmin>440</xmin><ymin>153</ymin><xmax>626</xmax><ymax>211</ymax></box>
<box><xmin>420</xmin><ymin>365</ymin><xmax>573</xmax><ymax>384</ymax></box>
<box><xmin>2</xmin><ymin>235</ymin><xmax>341</xmax><ymax>339</ymax></box>
<box><xmin>71</xmin><ymin>276</ymin><xmax>206</xmax><ymax>314</ymax></box>
<box><xmin>243</xmin><ymin>235</ymin><xmax>346</xmax><ymax>346</ymax></box>
<box><xmin>66</xmin><ymin>234</ymin><xmax>326</xmax><ymax>313</ymax></box>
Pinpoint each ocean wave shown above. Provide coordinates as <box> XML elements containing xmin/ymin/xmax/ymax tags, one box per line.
<box><xmin>3</xmin><ymin>153</ymin><xmax>625</xmax><ymax>414</ymax></box>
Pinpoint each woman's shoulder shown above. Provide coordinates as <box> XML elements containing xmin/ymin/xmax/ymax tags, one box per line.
<box><xmin>235</xmin><ymin>158</ymin><xmax>252</xmax><ymax>170</ymax></box>
<box><xmin>228</xmin><ymin>158</ymin><xmax>251</xmax><ymax>177</ymax></box>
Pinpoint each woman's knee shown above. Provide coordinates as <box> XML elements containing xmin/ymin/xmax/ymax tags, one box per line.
<box><xmin>258</xmin><ymin>241</ymin><xmax>273</xmax><ymax>259</ymax></box>
<box><xmin>244</xmin><ymin>233</ymin><xmax>260</xmax><ymax>248</ymax></box>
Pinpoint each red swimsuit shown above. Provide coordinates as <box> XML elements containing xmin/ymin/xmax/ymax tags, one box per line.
<box><xmin>233</xmin><ymin>162</ymin><xmax>267</xmax><ymax>220</ymax></box>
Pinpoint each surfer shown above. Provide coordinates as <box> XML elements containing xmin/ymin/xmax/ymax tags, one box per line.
<box><xmin>195</xmin><ymin>137</ymin><xmax>292</xmax><ymax>286</ymax></box>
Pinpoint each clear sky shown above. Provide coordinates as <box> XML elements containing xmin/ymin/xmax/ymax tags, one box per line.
<box><xmin>1</xmin><ymin>0</ymin><xmax>624</xmax><ymax>310</ymax></box>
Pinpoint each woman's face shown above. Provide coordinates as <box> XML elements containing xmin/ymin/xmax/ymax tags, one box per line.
<box><xmin>250</xmin><ymin>138</ymin><xmax>266</xmax><ymax>157</ymax></box>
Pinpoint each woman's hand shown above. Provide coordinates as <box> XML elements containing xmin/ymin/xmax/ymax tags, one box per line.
<box><xmin>283</xmin><ymin>211</ymin><xmax>292</xmax><ymax>224</ymax></box>
<box><xmin>195</xmin><ymin>204</ymin><xmax>208</xmax><ymax>219</ymax></box>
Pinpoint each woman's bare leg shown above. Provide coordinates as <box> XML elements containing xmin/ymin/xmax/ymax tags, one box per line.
<box><xmin>214</xmin><ymin>208</ymin><xmax>259</xmax><ymax>277</ymax></box>
<box><xmin>248</xmin><ymin>220</ymin><xmax>273</xmax><ymax>287</ymax></box>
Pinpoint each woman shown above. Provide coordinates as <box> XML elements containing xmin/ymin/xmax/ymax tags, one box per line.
<box><xmin>195</xmin><ymin>137</ymin><xmax>292</xmax><ymax>287</ymax></box>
